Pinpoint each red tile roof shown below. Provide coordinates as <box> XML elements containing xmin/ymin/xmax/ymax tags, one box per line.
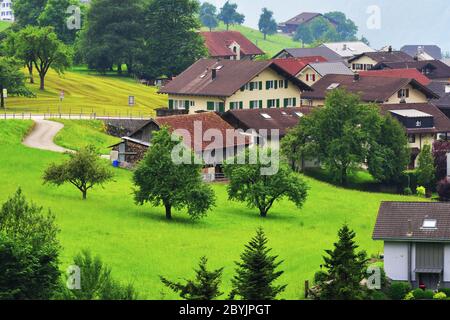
<box><xmin>272</xmin><ymin>56</ymin><xmax>328</xmax><ymax>76</ymax></box>
<box><xmin>360</xmin><ymin>69</ymin><xmax>432</xmax><ymax>86</ymax></box>
<box><xmin>155</xmin><ymin>112</ymin><xmax>250</xmax><ymax>151</ymax></box>
<box><xmin>200</xmin><ymin>31</ymin><xmax>264</xmax><ymax>58</ymax></box>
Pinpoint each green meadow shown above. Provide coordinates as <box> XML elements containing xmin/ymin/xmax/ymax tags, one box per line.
<box><xmin>0</xmin><ymin>120</ymin><xmax>421</xmax><ymax>299</ymax></box>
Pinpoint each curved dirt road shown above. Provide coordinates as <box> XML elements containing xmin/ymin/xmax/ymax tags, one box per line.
<box><xmin>23</xmin><ymin>120</ymin><xmax>70</xmax><ymax>153</ymax></box>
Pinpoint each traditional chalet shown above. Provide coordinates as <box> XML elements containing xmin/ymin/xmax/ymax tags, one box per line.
<box><xmin>373</xmin><ymin>60</ymin><xmax>450</xmax><ymax>81</ymax></box>
<box><xmin>319</xmin><ymin>42</ymin><xmax>375</xmax><ymax>59</ymax></box>
<box><xmin>297</xmin><ymin>62</ymin><xmax>353</xmax><ymax>85</ymax></box>
<box><xmin>359</xmin><ymin>69</ymin><xmax>432</xmax><ymax>86</ymax></box>
<box><xmin>401</xmin><ymin>45</ymin><xmax>443</xmax><ymax>60</ymax></box>
<box><xmin>373</xmin><ymin>202</ymin><xmax>450</xmax><ymax>290</ymax></box>
<box><xmin>348</xmin><ymin>49</ymin><xmax>414</xmax><ymax>72</ymax></box>
<box><xmin>273</xmin><ymin>47</ymin><xmax>345</xmax><ymax>63</ymax></box>
<box><xmin>278</xmin><ymin>12</ymin><xmax>335</xmax><ymax>34</ymax></box>
<box><xmin>380</xmin><ymin>103</ymin><xmax>450</xmax><ymax>168</ymax></box>
<box><xmin>272</xmin><ymin>56</ymin><xmax>327</xmax><ymax>78</ymax></box>
<box><xmin>159</xmin><ymin>59</ymin><xmax>311</xmax><ymax>114</ymax></box>
<box><xmin>301</xmin><ymin>74</ymin><xmax>439</xmax><ymax>107</ymax></box>
<box><xmin>200</xmin><ymin>31</ymin><xmax>264</xmax><ymax>60</ymax></box>
<box><xmin>429</xmin><ymin>81</ymin><xmax>450</xmax><ymax>117</ymax></box>
<box><xmin>110</xmin><ymin>112</ymin><xmax>250</xmax><ymax>179</ymax></box>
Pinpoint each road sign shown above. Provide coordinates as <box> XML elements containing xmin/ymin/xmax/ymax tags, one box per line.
<box><xmin>60</xmin><ymin>90</ymin><xmax>65</xmax><ymax>101</ymax></box>
<box><xmin>128</xmin><ymin>96</ymin><xmax>135</xmax><ymax>106</ymax></box>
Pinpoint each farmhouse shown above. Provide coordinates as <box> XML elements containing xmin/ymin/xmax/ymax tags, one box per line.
<box><xmin>359</xmin><ymin>69</ymin><xmax>432</xmax><ymax>86</ymax></box>
<box><xmin>301</xmin><ymin>74</ymin><xmax>439</xmax><ymax>107</ymax></box>
<box><xmin>273</xmin><ymin>47</ymin><xmax>345</xmax><ymax>63</ymax></box>
<box><xmin>272</xmin><ymin>56</ymin><xmax>328</xmax><ymax>78</ymax></box>
<box><xmin>297</xmin><ymin>62</ymin><xmax>353</xmax><ymax>85</ymax></box>
<box><xmin>428</xmin><ymin>81</ymin><xmax>450</xmax><ymax>117</ymax></box>
<box><xmin>110</xmin><ymin>112</ymin><xmax>250</xmax><ymax>179</ymax></box>
<box><xmin>373</xmin><ymin>60</ymin><xmax>450</xmax><ymax>81</ymax></box>
<box><xmin>348</xmin><ymin>49</ymin><xmax>414</xmax><ymax>72</ymax></box>
<box><xmin>380</xmin><ymin>103</ymin><xmax>450</xmax><ymax>168</ymax></box>
<box><xmin>159</xmin><ymin>58</ymin><xmax>311</xmax><ymax>114</ymax></box>
<box><xmin>199</xmin><ymin>31</ymin><xmax>265</xmax><ymax>60</ymax></box>
<box><xmin>278</xmin><ymin>12</ymin><xmax>335</xmax><ymax>34</ymax></box>
<box><xmin>401</xmin><ymin>45</ymin><xmax>443</xmax><ymax>61</ymax></box>
<box><xmin>373</xmin><ymin>202</ymin><xmax>450</xmax><ymax>290</ymax></box>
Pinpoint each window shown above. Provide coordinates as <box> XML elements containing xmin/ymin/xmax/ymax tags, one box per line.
<box><xmin>327</xmin><ymin>83</ymin><xmax>340</xmax><ymax>90</ymax></box>
<box><xmin>207</xmin><ymin>101</ymin><xmax>225</xmax><ymax>112</ymax></box>
<box><xmin>267</xmin><ymin>99</ymin><xmax>280</xmax><ymax>108</ymax></box>
<box><xmin>295</xmin><ymin>112</ymin><xmax>304</xmax><ymax>118</ymax></box>
<box><xmin>261</xmin><ymin>113</ymin><xmax>272</xmax><ymax>119</ymax></box>
<box><xmin>398</xmin><ymin>89</ymin><xmax>410</xmax><ymax>98</ymax></box>
<box><xmin>230</xmin><ymin>102</ymin><xmax>240</xmax><ymax>110</ymax></box>
<box><xmin>422</xmin><ymin>219</ymin><xmax>437</xmax><ymax>229</ymax></box>
<box><xmin>170</xmin><ymin>100</ymin><xmax>192</xmax><ymax>110</ymax></box>
<box><xmin>283</xmin><ymin>98</ymin><xmax>297</xmax><ymax>108</ymax></box>
<box><xmin>244</xmin><ymin>81</ymin><xmax>261</xmax><ymax>91</ymax></box>
<box><xmin>408</xmin><ymin>134</ymin><xmax>416</xmax><ymax>143</ymax></box>
<box><xmin>266</xmin><ymin>80</ymin><xmax>275</xmax><ymax>90</ymax></box>
<box><xmin>249</xmin><ymin>100</ymin><xmax>259</xmax><ymax>109</ymax></box>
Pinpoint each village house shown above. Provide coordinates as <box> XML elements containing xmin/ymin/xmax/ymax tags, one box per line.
<box><xmin>372</xmin><ymin>60</ymin><xmax>450</xmax><ymax>82</ymax></box>
<box><xmin>277</xmin><ymin>12</ymin><xmax>336</xmax><ymax>34</ymax></box>
<box><xmin>297</xmin><ymin>61</ymin><xmax>354</xmax><ymax>85</ymax></box>
<box><xmin>373</xmin><ymin>202</ymin><xmax>450</xmax><ymax>290</ymax></box>
<box><xmin>401</xmin><ymin>45</ymin><xmax>443</xmax><ymax>61</ymax></box>
<box><xmin>110</xmin><ymin>112</ymin><xmax>250</xmax><ymax>180</ymax></box>
<box><xmin>199</xmin><ymin>31</ymin><xmax>265</xmax><ymax>61</ymax></box>
<box><xmin>428</xmin><ymin>81</ymin><xmax>450</xmax><ymax>118</ymax></box>
<box><xmin>348</xmin><ymin>49</ymin><xmax>414</xmax><ymax>72</ymax></box>
<box><xmin>301</xmin><ymin>74</ymin><xmax>439</xmax><ymax>107</ymax></box>
<box><xmin>359</xmin><ymin>69</ymin><xmax>432</xmax><ymax>86</ymax></box>
<box><xmin>319</xmin><ymin>41</ymin><xmax>375</xmax><ymax>59</ymax></box>
<box><xmin>380</xmin><ymin>103</ymin><xmax>450</xmax><ymax>168</ymax></box>
<box><xmin>159</xmin><ymin>58</ymin><xmax>312</xmax><ymax>114</ymax></box>
<box><xmin>273</xmin><ymin>47</ymin><xmax>345</xmax><ymax>63</ymax></box>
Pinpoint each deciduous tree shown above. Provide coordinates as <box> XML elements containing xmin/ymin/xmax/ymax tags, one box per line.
<box><xmin>417</xmin><ymin>144</ymin><xmax>436</xmax><ymax>192</ymax></box>
<box><xmin>200</xmin><ymin>2</ymin><xmax>219</xmax><ymax>32</ymax></box>
<box><xmin>258</xmin><ymin>8</ymin><xmax>277</xmax><ymax>40</ymax></box>
<box><xmin>0</xmin><ymin>57</ymin><xmax>33</xmax><ymax>108</ymax></box>
<box><xmin>218</xmin><ymin>1</ymin><xmax>245</xmax><ymax>30</ymax></box>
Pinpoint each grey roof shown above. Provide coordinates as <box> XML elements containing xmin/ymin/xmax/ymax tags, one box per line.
<box><xmin>373</xmin><ymin>202</ymin><xmax>450</xmax><ymax>242</ymax></box>
<box><xmin>442</xmin><ymin>59</ymin><xmax>450</xmax><ymax>67</ymax></box>
<box><xmin>389</xmin><ymin>109</ymin><xmax>433</xmax><ymax>118</ymax></box>
<box><xmin>273</xmin><ymin>47</ymin><xmax>345</xmax><ymax>62</ymax></box>
<box><xmin>281</xmin><ymin>12</ymin><xmax>322</xmax><ymax>26</ymax></box>
<box><xmin>401</xmin><ymin>45</ymin><xmax>443</xmax><ymax>60</ymax></box>
<box><xmin>320</xmin><ymin>42</ymin><xmax>375</xmax><ymax>58</ymax></box>
<box><xmin>308</xmin><ymin>62</ymin><xmax>353</xmax><ymax>76</ymax></box>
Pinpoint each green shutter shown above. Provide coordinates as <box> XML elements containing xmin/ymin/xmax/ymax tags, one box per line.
<box><xmin>250</xmin><ymin>82</ymin><xmax>254</xmax><ymax>91</ymax></box>
<box><xmin>168</xmin><ymin>99</ymin><xmax>174</xmax><ymax>109</ymax></box>
<box><xmin>259</xmin><ymin>81</ymin><xmax>263</xmax><ymax>90</ymax></box>
<box><xmin>207</xmin><ymin>101</ymin><xmax>214</xmax><ymax>111</ymax></box>
<box><xmin>274</xmin><ymin>81</ymin><xmax>278</xmax><ymax>89</ymax></box>
<box><xmin>229</xmin><ymin>102</ymin><xmax>234</xmax><ymax>110</ymax></box>
<box><xmin>239</xmin><ymin>101</ymin><xmax>243</xmax><ymax>109</ymax></box>
<box><xmin>266</xmin><ymin>81</ymin><xmax>270</xmax><ymax>90</ymax></box>
<box><xmin>293</xmin><ymin>97</ymin><xmax>297</xmax><ymax>107</ymax></box>
<box><xmin>240</xmin><ymin>86</ymin><xmax>245</xmax><ymax>92</ymax></box>
<box><xmin>219</xmin><ymin>102</ymin><xmax>225</xmax><ymax>113</ymax></box>
<box><xmin>185</xmin><ymin>100</ymin><xmax>190</xmax><ymax>110</ymax></box>
<box><xmin>284</xmin><ymin>98</ymin><xmax>288</xmax><ymax>108</ymax></box>
<box><xmin>285</xmin><ymin>80</ymin><xmax>288</xmax><ymax>89</ymax></box>
<box><xmin>259</xmin><ymin>100</ymin><xmax>263</xmax><ymax>109</ymax></box>
<box><xmin>250</xmin><ymin>101</ymin><xmax>254</xmax><ymax>109</ymax></box>
<box><xmin>276</xmin><ymin>99</ymin><xmax>280</xmax><ymax>108</ymax></box>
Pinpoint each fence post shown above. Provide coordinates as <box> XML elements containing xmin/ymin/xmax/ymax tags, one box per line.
<box><xmin>304</xmin><ymin>280</ymin><xmax>309</xmax><ymax>299</ymax></box>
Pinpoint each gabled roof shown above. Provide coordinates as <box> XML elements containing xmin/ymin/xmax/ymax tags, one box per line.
<box><xmin>307</xmin><ymin>62</ymin><xmax>354</xmax><ymax>77</ymax></box>
<box><xmin>373</xmin><ymin>60</ymin><xmax>450</xmax><ymax>80</ymax></box>
<box><xmin>380</xmin><ymin>103</ymin><xmax>450</xmax><ymax>134</ymax></box>
<box><xmin>272</xmin><ymin>56</ymin><xmax>327</xmax><ymax>76</ymax></box>
<box><xmin>273</xmin><ymin>47</ymin><xmax>345</xmax><ymax>62</ymax></box>
<box><xmin>320</xmin><ymin>42</ymin><xmax>375</xmax><ymax>58</ymax></box>
<box><xmin>359</xmin><ymin>69</ymin><xmax>432</xmax><ymax>86</ymax></box>
<box><xmin>159</xmin><ymin>58</ymin><xmax>311</xmax><ymax>97</ymax></box>
<box><xmin>280</xmin><ymin>12</ymin><xmax>323</xmax><ymax>26</ymax></box>
<box><xmin>302</xmin><ymin>74</ymin><xmax>439</xmax><ymax>102</ymax></box>
<box><xmin>348</xmin><ymin>51</ymin><xmax>414</xmax><ymax>63</ymax></box>
<box><xmin>200</xmin><ymin>31</ymin><xmax>264</xmax><ymax>58</ymax></box>
<box><xmin>223</xmin><ymin>107</ymin><xmax>314</xmax><ymax>137</ymax></box>
<box><xmin>373</xmin><ymin>202</ymin><xmax>450</xmax><ymax>242</ymax></box>
<box><xmin>401</xmin><ymin>45</ymin><xmax>443</xmax><ymax>60</ymax></box>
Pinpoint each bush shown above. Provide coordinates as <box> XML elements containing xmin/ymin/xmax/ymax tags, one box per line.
<box><xmin>434</xmin><ymin>292</ymin><xmax>447</xmax><ymax>300</ymax></box>
<box><xmin>412</xmin><ymin>289</ymin><xmax>426</xmax><ymax>300</ymax></box>
<box><xmin>437</xmin><ymin>178</ymin><xmax>450</xmax><ymax>201</ymax></box>
<box><xmin>403</xmin><ymin>187</ymin><xmax>413</xmax><ymax>196</ymax></box>
<box><xmin>369</xmin><ymin>290</ymin><xmax>389</xmax><ymax>300</ymax></box>
<box><xmin>388</xmin><ymin>282</ymin><xmax>412</xmax><ymax>300</ymax></box>
<box><xmin>416</xmin><ymin>186</ymin><xmax>426</xmax><ymax>198</ymax></box>
<box><xmin>423</xmin><ymin>290</ymin><xmax>435</xmax><ymax>300</ymax></box>
<box><xmin>404</xmin><ymin>291</ymin><xmax>415</xmax><ymax>300</ymax></box>
<box><xmin>438</xmin><ymin>288</ymin><xmax>450</xmax><ymax>296</ymax></box>
<box><xmin>400</xmin><ymin>170</ymin><xmax>418</xmax><ymax>193</ymax></box>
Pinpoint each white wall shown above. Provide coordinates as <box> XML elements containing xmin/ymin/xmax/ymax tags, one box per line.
<box><xmin>384</xmin><ymin>242</ymin><xmax>410</xmax><ymax>281</ymax></box>
<box><xmin>444</xmin><ymin>245</ymin><xmax>450</xmax><ymax>282</ymax></box>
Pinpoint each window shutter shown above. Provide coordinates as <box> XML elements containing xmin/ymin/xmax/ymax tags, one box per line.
<box><xmin>240</xmin><ymin>86</ymin><xmax>245</xmax><ymax>92</ymax></box>
<box><xmin>250</xmin><ymin>82</ymin><xmax>254</xmax><ymax>91</ymax></box>
<box><xmin>293</xmin><ymin>98</ymin><xmax>297</xmax><ymax>107</ymax></box>
<box><xmin>284</xmin><ymin>80</ymin><xmax>288</xmax><ymax>88</ymax></box>
<box><xmin>239</xmin><ymin>101</ymin><xmax>243</xmax><ymax>109</ymax></box>
<box><xmin>266</xmin><ymin>81</ymin><xmax>270</xmax><ymax>90</ymax></box>
<box><xmin>276</xmin><ymin>99</ymin><xmax>280</xmax><ymax>108</ymax></box>
<box><xmin>207</xmin><ymin>101</ymin><xmax>214</xmax><ymax>111</ymax></box>
<box><xmin>219</xmin><ymin>102</ymin><xmax>225</xmax><ymax>113</ymax></box>
<box><xmin>406</xmin><ymin>89</ymin><xmax>410</xmax><ymax>98</ymax></box>
<box><xmin>185</xmin><ymin>100</ymin><xmax>190</xmax><ymax>110</ymax></box>
<box><xmin>259</xmin><ymin>82</ymin><xmax>263</xmax><ymax>90</ymax></box>
<box><xmin>259</xmin><ymin>100</ymin><xmax>263</xmax><ymax>109</ymax></box>
<box><xmin>168</xmin><ymin>99</ymin><xmax>174</xmax><ymax>110</ymax></box>
<box><xmin>398</xmin><ymin>90</ymin><xmax>402</xmax><ymax>98</ymax></box>
<box><xmin>249</xmin><ymin>101</ymin><xmax>254</xmax><ymax>109</ymax></box>
<box><xmin>274</xmin><ymin>81</ymin><xmax>278</xmax><ymax>89</ymax></box>
<box><xmin>229</xmin><ymin>102</ymin><xmax>234</xmax><ymax>110</ymax></box>
<box><xmin>284</xmin><ymin>98</ymin><xmax>288</xmax><ymax>108</ymax></box>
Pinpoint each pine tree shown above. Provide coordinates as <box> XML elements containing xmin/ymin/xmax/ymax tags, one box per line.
<box><xmin>160</xmin><ymin>257</ymin><xmax>223</xmax><ymax>300</ymax></box>
<box><xmin>230</xmin><ymin>228</ymin><xmax>286</xmax><ymax>300</ymax></box>
<box><xmin>316</xmin><ymin>225</ymin><xmax>368</xmax><ymax>300</ymax></box>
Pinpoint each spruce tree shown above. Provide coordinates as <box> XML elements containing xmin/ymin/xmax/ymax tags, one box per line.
<box><xmin>230</xmin><ymin>228</ymin><xmax>286</xmax><ymax>300</ymax></box>
<box><xmin>160</xmin><ymin>257</ymin><xmax>223</xmax><ymax>300</ymax></box>
<box><xmin>316</xmin><ymin>225</ymin><xmax>368</xmax><ymax>300</ymax></box>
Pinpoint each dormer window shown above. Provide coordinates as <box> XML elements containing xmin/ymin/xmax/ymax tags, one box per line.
<box><xmin>422</xmin><ymin>219</ymin><xmax>437</xmax><ymax>229</ymax></box>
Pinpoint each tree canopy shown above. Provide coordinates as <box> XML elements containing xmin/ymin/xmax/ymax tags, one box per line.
<box><xmin>258</xmin><ymin>8</ymin><xmax>277</xmax><ymax>40</ymax></box>
<box><xmin>0</xmin><ymin>56</ymin><xmax>33</xmax><ymax>108</ymax></box>
<box><xmin>218</xmin><ymin>1</ymin><xmax>245</xmax><ymax>30</ymax></box>
<box><xmin>133</xmin><ymin>127</ymin><xmax>215</xmax><ymax>220</ymax></box>
<box><xmin>200</xmin><ymin>2</ymin><xmax>219</xmax><ymax>31</ymax></box>
<box><xmin>417</xmin><ymin>144</ymin><xmax>436</xmax><ymax>192</ymax></box>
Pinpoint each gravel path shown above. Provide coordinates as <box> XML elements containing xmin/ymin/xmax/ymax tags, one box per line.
<box><xmin>22</xmin><ymin>120</ymin><xmax>71</xmax><ymax>153</ymax></box>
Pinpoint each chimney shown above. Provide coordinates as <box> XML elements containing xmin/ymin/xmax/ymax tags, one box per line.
<box><xmin>388</xmin><ymin>45</ymin><xmax>393</xmax><ymax>53</ymax></box>
<box><xmin>212</xmin><ymin>68</ymin><xmax>217</xmax><ymax>80</ymax></box>
<box><xmin>407</xmin><ymin>219</ymin><xmax>413</xmax><ymax>237</ymax></box>
<box><xmin>354</xmin><ymin>73</ymin><xmax>360</xmax><ymax>81</ymax></box>
<box><xmin>343</xmin><ymin>44</ymin><xmax>347</xmax><ymax>51</ymax></box>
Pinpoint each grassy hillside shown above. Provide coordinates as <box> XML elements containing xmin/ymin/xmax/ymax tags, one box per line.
<box><xmin>5</xmin><ymin>69</ymin><xmax>167</xmax><ymax>116</ymax></box>
<box><xmin>0</xmin><ymin>120</ymin><xmax>423</xmax><ymax>300</ymax></box>
<box><xmin>0</xmin><ymin>21</ymin><xmax>11</xmax><ymax>32</ymax></box>
<box><xmin>203</xmin><ymin>23</ymin><xmax>302</xmax><ymax>57</ymax></box>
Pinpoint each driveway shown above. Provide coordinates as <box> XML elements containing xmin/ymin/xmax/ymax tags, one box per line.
<box><xmin>23</xmin><ymin>120</ymin><xmax>70</xmax><ymax>153</ymax></box>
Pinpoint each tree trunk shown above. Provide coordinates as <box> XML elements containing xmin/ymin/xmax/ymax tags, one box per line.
<box><xmin>28</xmin><ymin>63</ymin><xmax>34</xmax><ymax>84</ymax></box>
<box><xmin>264</xmin><ymin>33</ymin><xmax>267</xmax><ymax>40</ymax></box>
<box><xmin>117</xmin><ymin>64</ymin><xmax>122</xmax><ymax>74</ymax></box>
<box><xmin>82</xmin><ymin>190</ymin><xmax>87</xmax><ymax>200</ymax></box>
<box><xmin>259</xmin><ymin>208</ymin><xmax>268</xmax><ymax>218</ymax></box>
<box><xmin>39</xmin><ymin>74</ymin><xmax>45</xmax><ymax>91</ymax></box>
<box><xmin>165</xmin><ymin>203</ymin><xmax>172</xmax><ymax>220</ymax></box>
<box><xmin>0</xmin><ymin>87</ymin><xmax>4</xmax><ymax>109</ymax></box>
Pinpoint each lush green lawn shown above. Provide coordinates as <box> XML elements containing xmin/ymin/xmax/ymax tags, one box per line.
<box><xmin>0</xmin><ymin>21</ymin><xmax>11</xmax><ymax>32</ymax></box>
<box><xmin>52</xmin><ymin>120</ymin><xmax>120</xmax><ymax>154</ymax></box>
<box><xmin>0</xmin><ymin>120</ymin><xmax>423</xmax><ymax>300</ymax></box>
<box><xmin>4</xmin><ymin>69</ymin><xmax>167</xmax><ymax>116</ymax></box>
<box><xmin>202</xmin><ymin>23</ymin><xmax>302</xmax><ymax>57</ymax></box>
